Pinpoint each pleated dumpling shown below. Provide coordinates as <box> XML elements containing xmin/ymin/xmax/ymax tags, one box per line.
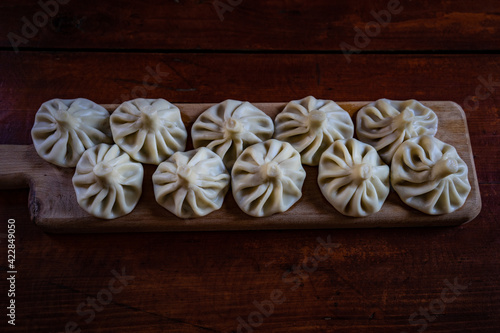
<box><xmin>274</xmin><ymin>96</ymin><xmax>354</xmax><ymax>166</ymax></box>
<box><xmin>110</xmin><ymin>98</ymin><xmax>187</xmax><ymax>164</ymax></box>
<box><xmin>231</xmin><ymin>139</ymin><xmax>306</xmax><ymax>217</ymax></box>
<box><xmin>356</xmin><ymin>99</ymin><xmax>438</xmax><ymax>164</ymax></box>
<box><xmin>391</xmin><ymin>135</ymin><xmax>471</xmax><ymax>215</ymax></box>
<box><xmin>72</xmin><ymin>144</ymin><xmax>144</xmax><ymax>219</ymax></box>
<box><xmin>31</xmin><ymin>98</ymin><xmax>112</xmax><ymax>167</ymax></box>
<box><xmin>318</xmin><ymin>138</ymin><xmax>390</xmax><ymax>217</ymax></box>
<box><xmin>191</xmin><ymin>100</ymin><xmax>274</xmax><ymax>169</ymax></box>
<box><xmin>153</xmin><ymin>148</ymin><xmax>230</xmax><ymax>218</ymax></box>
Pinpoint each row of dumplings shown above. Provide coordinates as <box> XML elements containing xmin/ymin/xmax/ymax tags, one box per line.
<box><xmin>31</xmin><ymin>96</ymin><xmax>471</xmax><ymax>219</ymax></box>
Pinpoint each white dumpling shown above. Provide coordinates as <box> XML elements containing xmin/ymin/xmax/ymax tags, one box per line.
<box><xmin>356</xmin><ymin>99</ymin><xmax>438</xmax><ymax>164</ymax></box>
<box><xmin>231</xmin><ymin>139</ymin><xmax>306</xmax><ymax>217</ymax></box>
<box><xmin>318</xmin><ymin>138</ymin><xmax>390</xmax><ymax>217</ymax></box>
<box><xmin>72</xmin><ymin>144</ymin><xmax>144</xmax><ymax>219</ymax></box>
<box><xmin>31</xmin><ymin>98</ymin><xmax>112</xmax><ymax>167</ymax></box>
<box><xmin>391</xmin><ymin>135</ymin><xmax>471</xmax><ymax>215</ymax></box>
<box><xmin>274</xmin><ymin>96</ymin><xmax>354</xmax><ymax>166</ymax></box>
<box><xmin>191</xmin><ymin>99</ymin><xmax>274</xmax><ymax>169</ymax></box>
<box><xmin>153</xmin><ymin>147</ymin><xmax>230</xmax><ymax>218</ymax></box>
<box><xmin>110</xmin><ymin>98</ymin><xmax>187</xmax><ymax>165</ymax></box>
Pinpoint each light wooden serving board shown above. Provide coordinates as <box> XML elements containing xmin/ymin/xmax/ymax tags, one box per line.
<box><xmin>0</xmin><ymin>102</ymin><xmax>481</xmax><ymax>233</ymax></box>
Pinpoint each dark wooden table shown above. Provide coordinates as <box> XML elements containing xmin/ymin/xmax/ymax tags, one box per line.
<box><xmin>0</xmin><ymin>1</ymin><xmax>499</xmax><ymax>332</ymax></box>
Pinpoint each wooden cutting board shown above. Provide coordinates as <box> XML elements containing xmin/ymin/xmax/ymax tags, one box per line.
<box><xmin>0</xmin><ymin>102</ymin><xmax>481</xmax><ymax>233</ymax></box>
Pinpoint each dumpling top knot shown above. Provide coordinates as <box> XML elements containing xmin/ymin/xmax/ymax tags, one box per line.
<box><xmin>260</xmin><ymin>161</ymin><xmax>283</xmax><ymax>181</ymax></box>
<box><xmin>93</xmin><ymin>161</ymin><xmax>116</xmax><ymax>187</ymax></box>
<box><xmin>139</xmin><ymin>105</ymin><xmax>161</xmax><ymax>130</ymax></box>
<box><xmin>392</xmin><ymin>107</ymin><xmax>418</xmax><ymax>135</ymax></box>
<box><xmin>176</xmin><ymin>164</ymin><xmax>198</xmax><ymax>187</ymax></box>
<box><xmin>223</xmin><ymin>117</ymin><xmax>244</xmax><ymax>139</ymax></box>
<box><xmin>53</xmin><ymin>107</ymin><xmax>79</xmax><ymax>130</ymax></box>
<box><xmin>351</xmin><ymin>163</ymin><xmax>373</xmax><ymax>183</ymax></box>
<box><xmin>308</xmin><ymin>109</ymin><xmax>327</xmax><ymax>129</ymax></box>
<box><xmin>430</xmin><ymin>157</ymin><xmax>459</xmax><ymax>181</ymax></box>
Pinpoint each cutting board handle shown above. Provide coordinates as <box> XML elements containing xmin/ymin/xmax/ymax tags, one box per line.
<box><xmin>0</xmin><ymin>145</ymin><xmax>39</xmax><ymax>189</ymax></box>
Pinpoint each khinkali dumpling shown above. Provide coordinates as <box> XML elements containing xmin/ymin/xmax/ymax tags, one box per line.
<box><xmin>110</xmin><ymin>98</ymin><xmax>187</xmax><ymax>165</ymax></box>
<box><xmin>318</xmin><ymin>138</ymin><xmax>390</xmax><ymax>217</ymax></box>
<box><xmin>31</xmin><ymin>98</ymin><xmax>112</xmax><ymax>167</ymax></box>
<box><xmin>153</xmin><ymin>148</ymin><xmax>230</xmax><ymax>218</ymax></box>
<box><xmin>274</xmin><ymin>96</ymin><xmax>354</xmax><ymax>166</ymax></box>
<box><xmin>356</xmin><ymin>99</ymin><xmax>438</xmax><ymax>164</ymax></box>
<box><xmin>231</xmin><ymin>139</ymin><xmax>306</xmax><ymax>217</ymax></box>
<box><xmin>191</xmin><ymin>100</ymin><xmax>274</xmax><ymax>169</ymax></box>
<box><xmin>391</xmin><ymin>135</ymin><xmax>471</xmax><ymax>215</ymax></box>
<box><xmin>72</xmin><ymin>144</ymin><xmax>144</xmax><ymax>219</ymax></box>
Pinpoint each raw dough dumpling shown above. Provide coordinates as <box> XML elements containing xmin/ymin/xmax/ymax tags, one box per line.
<box><xmin>231</xmin><ymin>139</ymin><xmax>306</xmax><ymax>217</ymax></box>
<box><xmin>72</xmin><ymin>144</ymin><xmax>144</xmax><ymax>219</ymax></box>
<box><xmin>274</xmin><ymin>96</ymin><xmax>354</xmax><ymax>166</ymax></box>
<box><xmin>153</xmin><ymin>147</ymin><xmax>230</xmax><ymax>218</ymax></box>
<box><xmin>191</xmin><ymin>100</ymin><xmax>274</xmax><ymax>169</ymax></box>
<box><xmin>31</xmin><ymin>98</ymin><xmax>112</xmax><ymax>167</ymax></box>
<box><xmin>356</xmin><ymin>99</ymin><xmax>438</xmax><ymax>164</ymax></box>
<box><xmin>318</xmin><ymin>138</ymin><xmax>390</xmax><ymax>217</ymax></box>
<box><xmin>391</xmin><ymin>135</ymin><xmax>471</xmax><ymax>215</ymax></box>
<box><xmin>110</xmin><ymin>98</ymin><xmax>187</xmax><ymax>165</ymax></box>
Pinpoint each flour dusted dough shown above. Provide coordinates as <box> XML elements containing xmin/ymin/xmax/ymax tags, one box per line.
<box><xmin>391</xmin><ymin>135</ymin><xmax>470</xmax><ymax>215</ymax></box>
<box><xmin>153</xmin><ymin>147</ymin><xmax>230</xmax><ymax>218</ymax></box>
<box><xmin>356</xmin><ymin>99</ymin><xmax>438</xmax><ymax>164</ymax></box>
<box><xmin>231</xmin><ymin>139</ymin><xmax>306</xmax><ymax>217</ymax></box>
<box><xmin>191</xmin><ymin>100</ymin><xmax>274</xmax><ymax>169</ymax></box>
<box><xmin>110</xmin><ymin>98</ymin><xmax>187</xmax><ymax>165</ymax></box>
<box><xmin>318</xmin><ymin>138</ymin><xmax>390</xmax><ymax>217</ymax></box>
<box><xmin>72</xmin><ymin>144</ymin><xmax>144</xmax><ymax>219</ymax></box>
<box><xmin>31</xmin><ymin>98</ymin><xmax>112</xmax><ymax>167</ymax></box>
<box><xmin>274</xmin><ymin>96</ymin><xmax>354</xmax><ymax>166</ymax></box>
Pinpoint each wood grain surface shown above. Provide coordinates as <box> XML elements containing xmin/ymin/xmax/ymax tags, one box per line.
<box><xmin>0</xmin><ymin>102</ymin><xmax>481</xmax><ymax>233</ymax></box>
<box><xmin>0</xmin><ymin>1</ymin><xmax>499</xmax><ymax>332</ymax></box>
<box><xmin>0</xmin><ymin>0</ymin><xmax>499</xmax><ymax>51</ymax></box>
